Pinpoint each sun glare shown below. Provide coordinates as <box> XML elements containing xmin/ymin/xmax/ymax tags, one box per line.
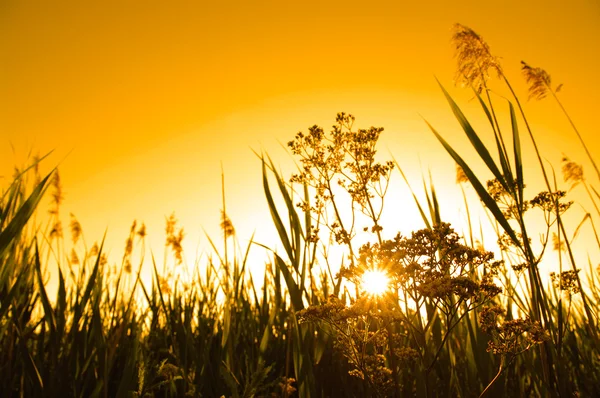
<box><xmin>361</xmin><ymin>269</ymin><xmax>390</xmax><ymax>296</ymax></box>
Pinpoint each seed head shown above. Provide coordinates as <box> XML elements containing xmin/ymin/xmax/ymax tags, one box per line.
<box><xmin>452</xmin><ymin>24</ymin><xmax>503</xmax><ymax>93</ymax></box>
<box><xmin>456</xmin><ymin>163</ymin><xmax>469</xmax><ymax>184</ymax></box>
<box><xmin>562</xmin><ymin>156</ymin><xmax>583</xmax><ymax>189</ymax></box>
<box><xmin>521</xmin><ymin>61</ymin><xmax>559</xmax><ymax>101</ymax></box>
<box><xmin>69</xmin><ymin>213</ymin><xmax>82</xmax><ymax>244</ymax></box>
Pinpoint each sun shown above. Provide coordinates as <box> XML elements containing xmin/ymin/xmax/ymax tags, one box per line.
<box><xmin>361</xmin><ymin>269</ymin><xmax>390</xmax><ymax>296</ymax></box>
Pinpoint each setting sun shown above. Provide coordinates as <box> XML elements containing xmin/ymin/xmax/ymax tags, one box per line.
<box><xmin>361</xmin><ymin>269</ymin><xmax>390</xmax><ymax>296</ymax></box>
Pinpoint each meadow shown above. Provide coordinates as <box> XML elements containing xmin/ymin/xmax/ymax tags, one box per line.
<box><xmin>1</xmin><ymin>24</ymin><xmax>599</xmax><ymax>397</ymax></box>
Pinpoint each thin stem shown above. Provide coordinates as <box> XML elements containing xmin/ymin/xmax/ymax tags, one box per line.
<box><xmin>550</xmin><ymin>89</ymin><xmax>600</xmax><ymax>182</ymax></box>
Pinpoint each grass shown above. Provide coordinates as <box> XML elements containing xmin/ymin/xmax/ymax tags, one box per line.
<box><xmin>1</xmin><ymin>24</ymin><xmax>599</xmax><ymax>397</ymax></box>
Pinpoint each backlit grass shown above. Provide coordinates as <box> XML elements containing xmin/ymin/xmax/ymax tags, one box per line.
<box><xmin>1</xmin><ymin>24</ymin><xmax>599</xmax><ymax>397</ymax></box>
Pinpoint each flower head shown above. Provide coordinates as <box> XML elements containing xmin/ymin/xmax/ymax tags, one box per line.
<box><xmin>521</xmin><ymin>61</ymin><xmax>560</xmax><ymax>101</ymax></box>
<box><xmin>452</xmin><ymin>24</ymin><xmax>503</xmax><ymax>93</ymax></box>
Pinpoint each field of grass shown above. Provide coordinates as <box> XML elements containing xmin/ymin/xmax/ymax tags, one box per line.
<box><xmin>1</xmin><ymin>24</ymin><xmax>599</xmax><ymax>397</ymax></box>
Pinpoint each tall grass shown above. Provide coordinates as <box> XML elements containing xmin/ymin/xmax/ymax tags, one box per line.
<box><xmin>1</xmin><ymin>24</ymin><xmax>599</xmax><ymax>397</ymax></box>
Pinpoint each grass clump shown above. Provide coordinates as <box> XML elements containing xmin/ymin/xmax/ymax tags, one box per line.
<box><xmin>1</xmin><ymin>24</ymin><xmax>599</xmax><ymax>397</ymax></box>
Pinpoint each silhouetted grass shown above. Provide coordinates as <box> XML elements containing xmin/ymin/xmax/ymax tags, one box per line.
<box><xmin>1</xmin><ymin>24</ymin><xmax>599</xmax><ymax>398</ymax></box>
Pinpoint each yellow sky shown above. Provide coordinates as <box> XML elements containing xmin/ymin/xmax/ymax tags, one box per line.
<box><xmin>1</xmin><ymin>1</ymin><xmax>599</xmax><ymax>271</ymax></box>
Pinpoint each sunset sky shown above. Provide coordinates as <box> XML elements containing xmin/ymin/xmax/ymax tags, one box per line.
<box><xmin>1</xmin><ymin>1</ymin><xmax>599</xmax><ymax>269</ymax></box>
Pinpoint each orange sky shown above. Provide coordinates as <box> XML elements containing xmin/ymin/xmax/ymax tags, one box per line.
<box><xmin>1</xmin><ymin>1</ymin><xmax>599</xmax><ymax>271</ymax></box>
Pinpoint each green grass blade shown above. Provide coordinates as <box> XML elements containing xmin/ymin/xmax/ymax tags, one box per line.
<box><xmin>393</xmin><ymin>159</ymin><xmax>432</xmax><ymax>229</ymax></box>
<box><xmin>426</xmin><ymin>120</ymin><xmax>521</xmax><ymax>248</ymax></box>
<box><xmin>509</xmin><ymin>101</ymin><xmax>524</xmax><ymax>205</ymax></box>
<box><xmin>262</xmin><ymin>158</ymin><xmax>294</xmax><ymax>266</ymax></box>
<box><xmin>267</xmin><ymin>156</ymin><xmax>303</xmax><ymax>269</ymax></box>
<box><xmin>437</xmin><ymin>81</ymin><xmax>509</xmax><ymax>192</ymax></box>
<box><xmin>34</xmin><ymin>243</ymin><xmax>57</xmax><ymax>336</ymax></box>
<box><xmin>15</xmin><ymin>323</ymin><xmax>44</xmax><ymax>393</ymax></box>
<box><xmin>474</xmin><ymin>90</ymin><xmax>515</xmax><ymax>187</ymax></box>
<box><xmin>273</xmin><ymin>252</ymin><xmax>304</xmax><ymax>310</ymax></box>
<box><xmin>0</xmin><ymin>171</ymin><xmax>53</xmax><ymax>256</ymax></box>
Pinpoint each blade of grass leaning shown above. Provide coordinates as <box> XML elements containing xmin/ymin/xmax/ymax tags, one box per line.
<box><xmin>509</xmin><ymin>101</ymin><xmax>524</xmax><ymax>205</ymax></box>
<box><xmin>436</xmin><ymin>80</ymin><xmax>510</xmax><ymax>193</ymax></box>
<box><xmin>0</xmin><ymin>262</ymin><xmax>28</xmax><ymax>322</ymax></box>
<box><xmin>0</xmin><ymin>171</ymin><xmax>53</xmax><ymax>257</ymax></box>
<box><xmin>393</xmin><ymin>158</ymin><xmax>432</xmax><ymax>229</ymax></box>
<box><xmin>15</xmin><ymin>323</ymin><xmax>44</xmax><ymax>393</ymax></box>
<box><xmin>425</xmin><ymin>120</ymin><xmax>521</xmax><ymax>248</ymax></box>
<box><xmin>55</xmin><ymin>264</ymin><xmax>67</xmax><ymax>344</ymax></box>
<box><xmin>428</xmin><ymin>170</ymin><xmax>441</xmax><ymax>226</ymax></box>
<box><xmin>267</xmin><ymin>156</ymin><xmax>303</xmax><ymax>269</ymax></box>
<box><xmin>474</xmin><ymin>89</ymin><xmax>514</xmax><ymax>189</ymax></box>
<box><xmin>272</xmin><ymin>251</ymin><xmax>303</xmax><ymax>311</ymax></box>
<box><xmin>71</xmin><ymin>234</ymin><xmax>105</xmax><ymax>334</ymax></box>
<box><xmin>262</xmin><ymin>158</ymin><xmax>294</xmax><ymax>267</ymax></box>
<box><xmin>35</xmin><ymin>243</ymin><xmax>57</xmax><ymax>336</ymax></box>
<box><xmin>0</xmin><ymin>150</ymin><xmax>53</xmax><ymax>204</ymax></box>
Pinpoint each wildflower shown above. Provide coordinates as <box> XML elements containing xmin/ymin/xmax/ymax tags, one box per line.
<box><xmin>486</xmin><ymin>178</ymin><xmax>507</xmax><ymax>201</ymax></box>
<box><xmin>479</xmin><ymin>306</ymin><xmax>549</xmax><ymax>356</ymax></box>
<box><xmin>479</xmin><ymin>305</ymin><xmax>504</xmax><ymax>333</ymax></box>
<box><xmin>287</xmin><ymin>113</ymin><xmax>393</xmax><ymax>245</ymax></box>
<box><xmin>511</xmin><ymin>262</ymin><xmax>528</xmax><ymax>273</ymax></box>
<box><xmin>530</xmin><ymin>190</ymin><xmax>572</xmax><ymax>214</ymax></box>
<box><xmin>393</xmin><ymin>346</ymin><xmax>420</xmax><ymax>366</ymax></box>
<box><xmin>550</xmin><ymin>270</ymin><xmax>581</xmax><ymax>295</ymax></box>
<box><xmin>452</xmin><ymin>23</ymin><xmax>503</xmax><ymax>93</ymax></box>
<box><xmin>562</xmin><ymin>156</ymin><xmax>583</xmax><ymax>189</ymax></box>
<box><xmin>521</xmin><ymin>61</ymin><xmax>561</xmax><ymax>101</ymax></box>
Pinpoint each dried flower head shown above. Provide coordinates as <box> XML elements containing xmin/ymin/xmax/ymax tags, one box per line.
<box><xmin>562</xmin><ymin>156</ymin><xmax>583</xmax><ymax>189</ymax></box>
<box><xmin>456</xmin><ymin>163</ymin><xmax>469</xmax><ymax>184</ymax></box>
<box><xmin>124</xmin><ymin>259</ymin><xmax>132</xmax><ymax>274</ymax></box>
<box><xmin>99</xmin><ymin>254</ymin><xmax>108</xmax><ymax>267</ymax></box>
<box><xmin>550</xmin><ymin>270</ymin><xmax>581</xmax><ymax>295</ymax></box>
<box><xmin>70</xmin><ymin>248</ymin><xmax>80</xmax><ymax>266</ymax></box>
<box><xmin>220</xmin><ymin>210</ymin><xmax>235</xmax><ymax>238</ymax></box>
<box><xmin>90</xmin><ymin>242</ymin><xmax>99</xmax><ymax>256</ymax></box>
<box><xmin>452</xmin><ymin>23</ymin><xmax>503</xmax><ymax>93</ymax></box>
<box><xmin>479</xmin><ymin>305</ymin><xmax>550</xmax><ymax>356</ymax></box>
<box><xmin>124</xmin><ymin>220</ymin><xmax>137</xmax><ymax>257</ymax></box>
<box><xmin>32</xmin><ymin>153</ymin><xmax>41</xmax><ymax>186</ymax></box>
<box><xmin>521</xmin><ymin>61</ymin><xmax>561</xmax><ymax>101</ymax></box>
<box><xmin>552</xmin><ymin>232</ymin><xmax>566</xmax><ymax>252</ymax></box>
<box><xmin>69</xmin><ymin>213</ymin><xmax>82</xmax><ymax>245</ymax></box>
<box><xmin>158</xmin><ymin>274</ymin><xmax>172</xmax><ymax>295</ymax></box>
<box><xmin>530</xmin><ymin>190</ymin><xmax>572</xmax><ymax>214</ymax></box>
<box><xmin>165</xmin><ymin>213</ymin><xmax>184</xmax><ymax>264</ymax></box>
<box><xmin>50</xmin><ymin>220</ymin><xmax>63</xmax><ymax>239</ymax></box>
<box><xmin>137</xmin><ymin>223</ymin><xmax>147</xmax><ymax>238</ymax></box>
<box><xmin>49</xmin><ymin>171</ymin><xmax>64</xmax><ymax>215</ymax></box>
